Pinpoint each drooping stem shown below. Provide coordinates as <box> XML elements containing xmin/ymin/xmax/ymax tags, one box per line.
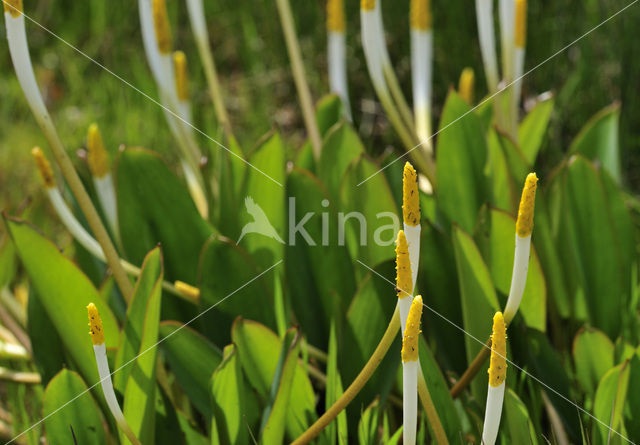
<box><xmin>274</xmin><ymin>0</ymin><xmax>322</xmax><ymax>159</ymax></box>
<box><xmin>449</xmin><ymin>337</ymin><xmax>491</xmax><ymax>398</ymax></box>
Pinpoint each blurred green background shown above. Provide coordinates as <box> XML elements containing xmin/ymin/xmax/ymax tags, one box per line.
<box><xmin>1</xmin><ymin>0</ymin><xmax>639</xmax><ymax>215</ymax></box>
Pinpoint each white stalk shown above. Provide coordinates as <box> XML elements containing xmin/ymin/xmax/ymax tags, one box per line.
<box><xmin>482</xmin><ymin>382</ymin><xmax>506</xmax><ymax>445</ymax></box>
<box><xmin>328</xmin><ymin>31</ymin><xmax>352</xmax><ymax>121</ymax></box>
<box><xmin>93</xmin><ymin>174</ymin><xmax>120</xmax><ymax>243</ymax></box>
<box><xmin>402</xmin><ymin>360</ymin><xmax>418</xmax><ymax>445</ymax></box>
<box><xmin>398</xmin><ymin>297</ymin><xmax>413</xmax><ymax>336</ymax></box>
<box><xmin>503</xmin><ymin>233</ymin><xmax>531</xmax><ymax>323</ymax></box>
<box><xmin>511</xmin><ymin>47</ymin><xmax>525</xmax><ymax>134</ymax></box>
<box><xmin>361</xmin><ymin>8</ymin><xmax>387</xmax><ymax>98</ymax></box>
<box><xmin>403</xmin><ymin>223</ymin><xmax>421</xmax><ymax>295</ymax></box>
<box><xmin>499</xmin><ymin>0</ymin><xmax>515</xmax><ymax>81</ymax></box>
<box><xmin>410</xmin><ymin>29</ymin><xmax>432</xmax><ymax>146</ymax></box>
<box><xmin>475</xmin><ymin>0</ymin><xmax>500</xmax><ymax>92</ymax></box>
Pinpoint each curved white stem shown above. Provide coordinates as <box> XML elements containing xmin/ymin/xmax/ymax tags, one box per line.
<box><xmin>361</xmin><ymin>9</ymin><xmax>387</xmax><ymax>95</ymax></box>
<box><xmin>411</xmin><ymin>30</ymin><xmax>432</xmax><ymax>145</ymax></box>
<box><xmin>482</xmin><ymin>382</ymin><xmax>506</xmax><ymax>445</ymax></box>
<box><xmin>475</xmin><ymin>0</ymin><xmax>500</xmax><ymax>92</ymax></box>
<box><xmin>499</xmin><ymin>0</ymin><xmax>515</xmax><ymax>81</ymax></box>
<box><xmin>93</xmin><ymin>174</ymin><xmax>120</xmax><ymax>243</ymax></box>
<box><xmin>328</xmin><ymin>31</ymin><xmax>351</xmax><ymax>120</ymax></box>
<box><xmin>503</xmin><ymin>233</ymin><xmax>531</xmax><ymax>324</ymax></box>
<box><xmin>402</xmin><ymin>360</ymin><xmax>418</xmax><ymax>445</ymax></box>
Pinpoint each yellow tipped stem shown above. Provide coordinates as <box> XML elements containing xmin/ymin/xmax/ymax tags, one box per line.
<box><xmin>402</xmin><ymin>162</ymin><xmax>420</xmax><ymax>227</ymax></box>
<box><xmin>174</xmin><ymin>280</ymin><xmax>200</xmax><ymax>301</ymax></box>
<box><xmin>402</xmin><ymin>295</ymin><xmax>423</xmax><ymax>362</ymax></box>
<box><xmin>395</xmin><ymin>231</ymin><xmax>413</xmax><ymax>299</ymax></box>
<box><xmin>515</xmin><ymin>0</ymin><xmax>527</xmax><ymax>48</ymax></box>
<box><xmin>458</xmin><ymin>68</ymin><xmax>475</xmax><ymax>105</ymax></box>
<box><xmin>152</xmin><ymin>0</ymin><xmax>172</xmax><ymax>54</ymax></box>
<box><xmin>87</xmin><ymin>303</ymin><xmax>105</xmax><ymax>346</ymax></box>
<box><xmin>488</xmin><ymin>312</ymin><xmax>507</xmax><ymax>386</ymax></box>
<box><xmin>327</xmin><ymin>0</ymin><xmax>345</xmax><ymax>32</ymax></box>
<box><xmin>410</xmin><ymin>0</ymin><xmax>431</xmax><ymax>31</ymax></box>
<box><xmin>31</xmin><ymin>147</ymin><xmax>56</xmax><ymax>188</ymax></box>
<box><xmin>516</xmin><ymin>172</ymin><xmax>538</xmax><ymax>237</ymax></box>
<box><xmin>3</xmin><ymin>0</ymin><xmax>22</xmax><ymax>17</ymax></box>
<box><xmin>173</xmin><ymin>51</ymin><xmax>189</xmax><ymax>102</ymax></box>
<box><xmin>87</xmin><ymin>124</ymin><xmax>109</xmax><ymax>178</ymax></box>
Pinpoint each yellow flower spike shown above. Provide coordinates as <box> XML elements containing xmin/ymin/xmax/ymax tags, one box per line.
<box><xmin>515</xmin><ymin>172</ymin><xmax>538</xmax><ymax>237</ymax></box>
<box><xmin>361</xmin><ymin>0</ymin><xmax>375</xmax><ymax>12</ymax></box>
<box><xmin>402</xmin><ymin>162</ymin><xmax>420</xmax><ymax>227</ymax></box>
<box><xmin>3</xmin><ymin>0</ymin><xmax>22</xmax><ymax>17</ymax></box>
<box><xmin>31</xmin><ymin>147</ymin><xmax>56</xmax><ymax>188</ymax></box>
<box><xmin>327</xmin><ymin>0</ymin><xmax>345</xmax><ymax>32</ymax></box>
<box><xmin>401</xmin><ymin>295</ymin><xmax>423</xmax><ymax>362</ymax></box>
<box><xmin>87</xmin><ymin>303</ymin><xmax>105</xmax><ymax>346</ymax></box>
<box><xmin>152</xmin><ymin>0</ymin><xmax>172</xmax><ymax>54</ymax></box>
<box><xmin>488</xmin><ymin>311</ymin><xmax>507</xmax><ymax>387</ymax></box>
<box><xmin>458</xmin><ymin>67</ymin><xmax>475</xmax><ymax>104</ymax></box>
<box><xmin>173</xmin><ymin>51</ymin><xmax>189</xmax><ymax>102</ymax></box>
<box><xmin>395</xmin><ymin>231</ymin><xmax>413</xmax><ymax>299</ymax></box>
<box><xmin>410</xmin><ymin>0</ymin><xmax>431</xmax><ymax>31</ymax></box>
<box><xmin>174</xmin><ymin>280</ymin><xmax>200</xmax><ymax>302</ymax></box>
<box><xmin>87</xmin><ymin>123</ymin><xmax>109</xmax><ymax>178</ymax></box>
<box><xmin>515</xmin><ymin>0</ymin><xmax>527</xmax><ymax>49</ymax></box>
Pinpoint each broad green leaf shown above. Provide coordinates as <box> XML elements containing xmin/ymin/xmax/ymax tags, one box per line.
<box><xmin>518</xmin><ymin>95</ymin><xmax>554</xmax><ymax>164</ymax></box>
<box><xmin>115</xmin><ymin>147</ymin><xmax>214</xmax><ymax>283</ymax></box>
<box><xmin>475</xmin><ymin>208</ymin><xmax>547</xmax><ymax>331</ymax></box>
<box><xmin>452</xmin><ymin>225</ymin><xmax>500</xmax><ymax>401</ymax></box>
<box><xmin>43</xmin><ymin>370</ymin><xmax>106</xmax><ymax>445</ymax></box>
<box><xmin>322</xmin><ymin>319</ymin><xmax>348</xmax><ymax>445</ymax></box>
<box><xmin>572</xmin><ymin>328</ymin><xmax>614</xmax><ymax>396</ymax></box>
<box><xmin>159</xmin><ymin>321</ymin><xmax>223</xmax><ymax>418</ymax></box>
<box><xmin>487</xmin><ymin>129</ymin><xmax>519</xmax><ymax>213</ymax></box>
<box><xmin>260</xmin><ymin>328</ymin><xmax>301</xmax><ymax>444</ymax></box>
<box><xmin>155</xmin><ymin>386</ymin><xmax>187</xmax><ymax>445</ymax></box>
<box><xmin>503</xmin><ymin>388</ymin><xmax>538</xmax><ymax>445</ymax></box>
<box><xmin>569</xmin><ymin>103</ymin><xmax>621</xmax><ymax>184</ymax></box>
<box><xmin>197</xmin><ymin>235</ymin><xmax>276</xmax><ymax>346</ymax></box>
<box><xmin>210</xmin><ymin>344</ymin><xmax>250</xmax><ymax>444</ymax></box>
<box><xmin>122</xmin><ymin>248</ymin><xmax>164</xmax><ymax>444</ymax></box>
<box><xmin>5</xmin><ymin>217</ymin><xmax>119</xmax><ymax>394</ymax></box>
<box><xmin>592</xmin><ymin>362</ymin><xmax>630</xmax><ymax>445</ymax></box>
<box><xmin>318</xmin><ymin>122</ymin><xmax>364</xmax><ymax>201</ymax></box>
<box><xmin>316</xmin><ymin>93</ymin><xmax>344</xmax><ymax>136</ymax></box>
<box><xmin>27</xmin><ymin>286</ymin><xmax>65</xmax><ymax>385</ymax></box>
<box><xmin>491</xmin><ymin>127</ymin><xmax>531</xmax><ymax>186</ymax></box>
<box><xmin>435</xmin><ymin>91</ymin><xmax>488</xmax><ymax>232</ymax></box>
<box><xmin>625</xmin><ymin>353</ymin><xmax>640</xmax><ymax>440</ymax></box>
<box><xmin>231</xmin><ymin>318</ymin><xmax>316</xmax><ymax>440</ymax></box>
<box><xmin>114</xmin><ymin>247</ymin><xmax>163</xmax><ymax>392</ymax></box>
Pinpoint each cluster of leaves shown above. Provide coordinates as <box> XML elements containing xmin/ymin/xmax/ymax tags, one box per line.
<box><xmin>1</xmin><ymin>85</ymin><xmax>639</xmax><ymax>444</ymax></box>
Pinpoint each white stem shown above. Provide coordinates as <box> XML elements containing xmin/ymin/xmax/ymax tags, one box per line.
<box><xmin>138</xmin><ymin>0</ymin><xmax>162</xmax><ymax>81</ymax></box>
<box><xmin>511</xmin><ymin>47</ymin><xmax>525</xmax><ymax>128</ymax></box>
<box><xmin>327</xmin><ymin>31</ymin><xmax>351</xmax><ymax>121</ymax></box>
<box><xmin>482</xmin><ymin>382</ymin><xmax>506</xmax><ymax>445</ymax></box>
<box><xmin>499</xmin><ymin>0</ymin><xmax>515</xmax><ymax>81</ymax></box>
<box><xmin>403</xmin><ymin>223</ymin><xmax>421</xmax><ymax>294</ymax></box>
<box><xmin>180</xmin><ymin>160</ymin><xmax>208</xmax><ymax>218</ymax></box>
<box><xmin>475</xmin><ymin>0</ymin><xmax>500</xmax><ymax>91</ymax></box>
<box><xmin>93</xmin><ymin>174</ymin><xmax>120</xmax><ymax>243</ymax></box>
<box><xmin>402</xmin><ymin>360</ymin><xmax>418</xmax><ymax>445</ymax></box>
<box><xmin>361</xmin><ymin>9</ymin><xmax>387</xmax><ymax>95</ymax></box>
<box><xmin>185</xmin><ymin>0</ymin><xmax>207</xmax><ymax>38</ymax></box>
<box><xmin>411</xmin><ymin>30</ymin><xmax>432</xmax><ymax>144</ymax></box>
<box><xmin>503</xmin><ymin>233</ymin><xmax>531</xmax><ymax>324</ymax></box>
<box><xmin>398</xmin><ymin>297</ymin><xmax>413</xmax><ymax>337</ymax></box>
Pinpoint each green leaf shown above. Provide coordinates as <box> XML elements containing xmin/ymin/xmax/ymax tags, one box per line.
<box><xmin>357</xmin><ymin>397</ymin><xmax>381</xmax><ymax>445</ymax></box>
<box><xmin>318</xmin><ymin>122</ymin><xmax>364</xmax><ymax>202</ymax></box>
<box><xmin>503</xmin><ymin>388</ymin><xmax>538</xmax><ymax>445</ymax></box>
<box><xmin>0</xmin><ymin>234</ymin><xmax>16</xmax><ymax>288</ymax></box>
<box><xmin>452</xmin><ymin>225</ymin><xmax>500</xmax><ymax>401</ymax></box>
<box><xmin>487</xmin><ymin>129</ymin><xmax>519</xmax><ymax>213</ymax></box>
<box><xmin>321</xmin><ymin>319</ymin><xmax>348</xmax><ymax>445</ymax></box>
<box><xmin>625</xmin><ymin>352</ymin><xmax>640</xmax><ymax>440</ymax></box>
<box><xmin>435</xmin><ymin>91</ymin><xmax>488</xmax><ymax>232</ymax></box>
<box><xmin>159</xmin><ymin>321</ymin><xmax>222</xmax><ymax>418</ymax></box>
<box><xmin>122</xmin><ymin>248</ymin><xmax>164</xmax><ymax>444</ymax></box>
<box><xmin>572</xmin><ymin>328</ymin><xmax>615</xmax><ymax>396</ymax></box>
<box><xmin>316</xmin><ymin>94</ymin><xmax>344</xmax><ymax>136</ymax></box>
<box><xmin>43</xmin><ymin>369</ymin><xmax>106</xmax><ymax>445</ymax></box>
<box><xmin>592</xmin><ymin>361</ymin><xmax>630</xmax><ymax>445</ymax></box>
<box><xmin>115</xmin><ymin>147</ymin><xmax>214</xmax><ymax>283</ymax></box>
<box><xmin>231</xmin><ymin>318</ymin><xmax>316</xmax><ymax>440</ymax></box>
<box><xmin>260</xmin><ymin>327</ymin><xmax>301</xmax><ymax>444</ymax></box>
<box><xmin>4</xmin><ymin>217</ymin><xmax>119</xmax><ymax>394</ymax></box>
<box><xmin>210</xmin><ymin>344</ymin><xmax>250</xmax><ymax>444</ymax></box>
<box><xmin>475</xmin><ymin>208</ymin><xmax>547</xmax><ymax>331</ymax></box>
<box><xmin>569</xmin><ymin>103</ymin><xmax>621</xmax><ymax>185</ymax></box>
<box><xmin>518</xmin><ymin>95</ymin><xmax>554</xmax><ymax>164</ymax></box>
<box><xmin>27</xmin><ymin>286</ymin><xmax>65</xmax><ymax>385</ymax></box>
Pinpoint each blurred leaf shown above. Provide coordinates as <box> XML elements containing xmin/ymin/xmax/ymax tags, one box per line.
<box><xmin>357</xmin><ymin>397</ymin><xmax>381</xmax><ymax>445</ymax></box>
<box><xmin>122</xmin><ymin>248</ymin><xmax>164</xmax><ymax>444</ymax></box>
<box><xmin>592</xmin><ymin>361</ymin><xmax>630</xmax><ymax>445</ymax></box>
<box><xmin>260</xmin><ymin>327</ymin><xmax>300</xmax><ymax>444</ymax></box>
<box><xmin>159</xmin><ymin>321</ymin><xmax>222</xmax><ymax>418</ymax></box>
<box><xmin>452</xmin><ymin>225</ymin><xmax>500</xmax><ymax>401</ymax></box>
<box><xmin>518</xmin><ymin>96</ymin><xmax>554</xmax><ymax>164</ymax></box>
<box><xmin>318</xmin><ymin>122</ymin><xmax>364</xmax><ymax>201</ymax></box>
<box><xmin>492</xmin><ymin>127</ymin><xmax>531</xmax><ymax>186</ymax></box>
<box><xmin>322</xmin><ymin>319</ymin><xmax>348</xmax><ymax>445</ymax></box>
<box><xmin>27</xmin><ymin>286</ymin><xmax>65</xmax><ymax>385</ymax></box>
<box><xmin>475</xmin><ymin>208</ymin><xmax>547</xmax><ymax>331</ymax></box>
<box><xmin>231</xmin><ymin>318</ymin><xmax>316</xmax><ymax>440</ymax></box>
<box><xmin>625</xmin><ymin>352</ymin><xmax>640</xmax><ymax>440</ymax></box>
<box><xmin>487</xmin><ymin>129</ymin><xmax>518</xmax><ymax>213</ymax></box>
<box><xmin>155</xmin><ymin>386</ymin><xmax>187</xmax><ymax>445</ymax></box>
<box><xmin>210</xmin><ymin>344</ymin><xmax>250</xmax><ymax>444</ymax></box>
<box><xmin>5</xmin><ymin>217</ymin><xmax>119</xmax><ymax>394</ymax></box>
<box><xmin>115</xmin><ymin>147</ymin><xmax>214</xmax><ymax>283</ymax></box>
<box><xmin>572</xmin><ymin>328</ymin><xmax>614</xmax><ymax>396</ymax></box>
<box><xmin>316</xmin><ymin>94</ymin><xmax>343</xmax><ymax>136</ymax></box>
<box><xmin>503</xmin><ymin>388</ymin><xmax>538</xmax><ymax>445</ymax></box>
<box><xmin>43</xmin><ymin>369</ymin><xmax>106</xmax><ymax>445</ymax></box>
<box><xmin>0</xmin><ymin>234</ymin><xmax>16</xmax><ymax>288</ymax></box>
<box><xmin>569</xmin><ymin>103</ymin><xmax>621</xmax><ymax>185</ymax></box>
<box><xmin>435</xmin><ymin>91</ymin><xmax>488</xmax><ymax>232</ymax></box>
